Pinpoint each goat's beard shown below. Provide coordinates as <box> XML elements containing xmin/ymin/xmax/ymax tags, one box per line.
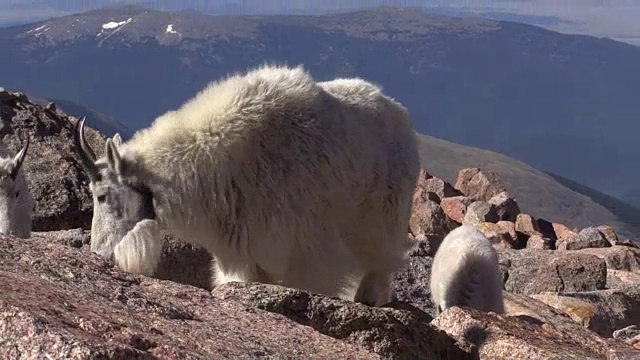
<box><xmin>113</xmin><ymin>219</ymin><xmax>163</xmax><ymax>277</ymax></box>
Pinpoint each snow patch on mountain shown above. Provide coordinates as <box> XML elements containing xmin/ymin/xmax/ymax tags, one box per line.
<box><xmin>102</xmin><ymin>18</ymin><xmax>132</xmax><ymax>30</ymax></box>
<box><xmin>166</xmin><ymin>24</ymin><xmax>180</xmax><ymax>34</ymax></box>
<box><xmin>25</xmin><ymin>24</ymin><xmax>49</xmax><ymax>37</ymax></box>
<box><xmin>97</xmin><ymin>17</ymin><xmax>133</xmax><ymax>37</ymax></box>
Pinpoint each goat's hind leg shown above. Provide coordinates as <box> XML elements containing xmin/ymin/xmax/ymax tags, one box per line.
<box><xmin>353</xmin><ymin>271</ymin><xmax>393</xmax><ymax>307</ymax></box>
<box><xmin>349</xmin><ymin>231</ymin><xmax>411</xmax><ymax>307</ymax></box>
<box><xmin>211</xmin><ymin>256</ymin><xmax>276</xmax><ymax>288</ymax></box>
<box><xmin>268</xmin><ymin>230</ymin><xmax>354</xmax><ymax>299</ymax></box>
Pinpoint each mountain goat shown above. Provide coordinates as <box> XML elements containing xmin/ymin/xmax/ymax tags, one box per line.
<box><xmin>430</xmin><ymin>224</ymin><xmax>505</xmax><ymax>314</ymax></box>
<box><xmin>74</xmin><ymin>64</ymin><xmax>421</xmax><ymax>307</ymax></box>
<box><xmin>0</xmin><ymin>138</ymin><xmax>33</xmax><ymax>238</ymax></box>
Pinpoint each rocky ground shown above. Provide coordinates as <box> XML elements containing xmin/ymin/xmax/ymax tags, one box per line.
<box><xmin>1</xmin><ymin>88</ymin><xmax>640</xmax><ymax>359</ymax></box>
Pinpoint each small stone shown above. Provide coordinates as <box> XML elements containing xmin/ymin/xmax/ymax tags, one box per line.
<box><xmin>614</xmin><ymin>325</ymin><xmax>640</xmax><ymax>341</ymax></box>
<box><xmin>45</xmin><ymin>101</ymin><xmax>57</xmax><ymax>112</ymax></box>
<box><xmin>423</xmin><ymin>177</ymin><xmax>461</xmax><ymax>200</ymax></box>
<box><xmin>488</xmin><ymin>191</ymin><xmax>520</xmax><ymax>222</ymax></box>
<box><xmin>527</xmin><ymin>235</ymin><xmax>553</xmax><ymax>250</ymax></box>
<box><xmin>578</xmin><ymin>227</ymin><xmax>612</xmax><ymax>248</ymax></box>
<box><xmin>515</xmin><ymin>213</ymin><xmax>543</xmax><ymax>238</ymax></box>
<box><xmin>0</xmin><ymin>87</ymin><xmax>11</xmax><ymax>102</ymax></box>
<box><xmin>67</xmin><ymin>237</ymin><xmax>84</xmax><ymax>248</ymax></box>
<box><xmin>439</xmin><ymin>196</ymin><xmax>472</xmax><ymax>223</ymax></box>
<box><xmin>496</xmin><ymin>221</ymin><xmax>517</xmax><ymax>241</ymax></box>
<box><xmin>414</xmin><ymin>168</ymin><xmax>433</xmax><ymax>188</ymax></box>
<box><xmin>463</xmin><ymin>201</ymin><xmax>499</xmax><ymax>225</ymax></box>
<box><xmin>476</xmin><ymin>221</ymin><xmax>514</xmax><ymax>249</ymax></box>
<box><xmin>454</xmin><ymin>167</ymin><xmax>507</xmax><ymax>201</ymax></box>
<box><xmin>502</xmin><ymin>250</ymin><xmax>607</xmax><ymax>294</ymax></box>
<box><xmin>557</xmin><ymin>227</ymin><xmax>611</xmax><ymax>250</ymax></box>
<box><xmin>410</xmin><ymin>198</ymin><xmax>457</xmax><ymax>237</ymax></box>
<box><xmin>597</xmin><ymin>225</ymin><xmax>619</xmax><ymax>245</ymax></box>
<box><xmin>413</xmin><ymin>187</ymin><xmax>441</xmax><ymax>204</ymax></box>
<box><xmin>553</xmin><ymin>223</ymin><xmax>578</xmax><ymax>241</ymax></box>
<box><xmin>13</xmin><ymin>92</ymin><xmax>28</xmax><ymax>102</ymax></box>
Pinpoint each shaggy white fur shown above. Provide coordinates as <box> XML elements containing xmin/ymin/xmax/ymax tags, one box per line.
<box><xmin>0</xmin><ymin>138</ymin><xmax>33</xmax><ymax>238</ymax></box>
<box><xmin>430</xmin><ymin>224</ymin><xmax>505</xmax><ymax>314</ymax></box>
<box><xmin>76</xmin><ymin>64</ymin><xmax>420</xmax><ymax>306</ymax></box>
<box><xmin>113</xmin><ymin>219</ymin><xmax>163</xmax><ymax>276</ymax></box>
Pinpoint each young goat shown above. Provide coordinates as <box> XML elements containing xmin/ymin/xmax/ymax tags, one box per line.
<box><xmin>0</xmin><ymin>138</ymin><xmax>33</xmax><ymax>238</ymax></box>
<box><xmin>430</xmin><ymin>224</ymin><xmax>505</xmax><ymax>314</ymax></box>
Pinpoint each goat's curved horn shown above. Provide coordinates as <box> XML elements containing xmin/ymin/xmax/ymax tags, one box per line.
<box><xmin>74</xmin><ymin>117</ymin><xmax>99</xmax><ymax>181</ymax></box>
<box><xmin>10</xmin><ymin>137</ymin><xmax>29</xmax><ymax>179</ymax></box>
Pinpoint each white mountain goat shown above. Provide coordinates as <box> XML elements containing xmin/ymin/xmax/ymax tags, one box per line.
<box><xmin>0</xmin><ymin>137</ymin><xmax>33</xmax><ymax>238</ymax></box>
<box><xmin>430</xmin><ymin>224</ymin><xmax>505</xmax><ymax>314</ymax></box>
<box><xmin>74</xmin><ymin>64</ymin><xmax>421</xmax><ymax>306</ymax></box>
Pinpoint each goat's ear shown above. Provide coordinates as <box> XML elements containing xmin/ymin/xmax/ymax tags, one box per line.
<box><xmin>105</xmin><ymin>138</ymin><xmax>123</xmax><ymax>175</ymax></box>
<box><xmin>112</xmin><ymin>133</ymin><xmax>123</xmax><ymax>147</ymax></box>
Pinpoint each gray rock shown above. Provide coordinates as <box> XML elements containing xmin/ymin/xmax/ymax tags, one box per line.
<box><xmin>499</xmin><ymin>249</ymin><xmax>607</xmax><ymax>295</ymax></box>
<box><xmin>463</xmin><ymin>201</ymin><xmax>499</xmax><ymax>225</ymax></box>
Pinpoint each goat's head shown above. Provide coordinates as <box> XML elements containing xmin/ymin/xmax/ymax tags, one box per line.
<box><xmin>74</xmin><ymin>118</ymin><xmax>155</xmax><ymax>258</ymax></box>
<box><xmin>0</xmin><ymin>138</ymin><xmax>32</xmax><ymax>238</ymax></box>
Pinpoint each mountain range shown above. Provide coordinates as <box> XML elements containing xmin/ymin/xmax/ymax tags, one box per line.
<box><xmin>0</xmin><ymin>5</ymin><xmax>638</xmax><ymax>237</ymax></box>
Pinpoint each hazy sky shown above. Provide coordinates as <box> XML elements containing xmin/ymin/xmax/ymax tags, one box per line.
<box><xmin>1</xmin><ymin>0</ymin><xmax>640</xmax><ymax>45</ymax></box>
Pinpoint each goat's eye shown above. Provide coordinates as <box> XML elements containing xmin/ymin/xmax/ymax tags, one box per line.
<box><xmin>14</xmin><ymin>190</ymin><xmax>19</xmax><ymax>198</ymax></box>
<box><xmin>97</xmin><ymin>194</ymin><xmax>107</xmax><ymax>203</ymax></box>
